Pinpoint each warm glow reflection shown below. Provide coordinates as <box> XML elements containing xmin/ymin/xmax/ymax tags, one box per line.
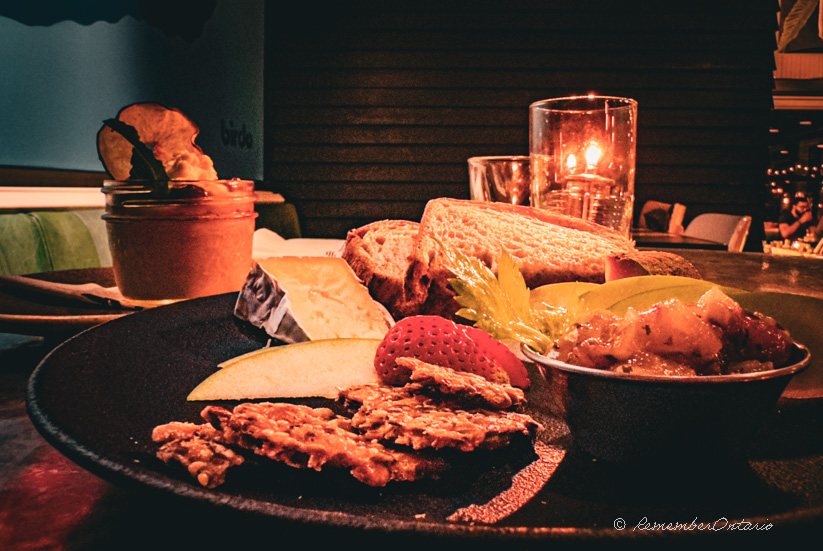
<box><xmin>585</xmin><ymin>143</ymin><xmax>601</xmax><ymax>168</ymax></box>
<box><xmin>566</xmin><ymin>153</ymin><xmax>577</xmax><ymax>170</ymax></box>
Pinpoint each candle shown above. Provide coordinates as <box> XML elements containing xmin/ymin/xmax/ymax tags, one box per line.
<box><xmin>529</xmin><ymin>95</ymin><xmax>637</xmax><ymax>236</ymax></box>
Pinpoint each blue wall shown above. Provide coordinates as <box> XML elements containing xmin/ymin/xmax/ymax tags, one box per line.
<box><xmin>0</xmin><ymin>1</ymin><xmax>264</xmax><ymax>180</ymax></box>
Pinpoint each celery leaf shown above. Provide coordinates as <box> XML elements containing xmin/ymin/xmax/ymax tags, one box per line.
<box><xmin>434</xmin><ymin>237</ymin><xmax>568</xmax><ymax>354</ymax></box>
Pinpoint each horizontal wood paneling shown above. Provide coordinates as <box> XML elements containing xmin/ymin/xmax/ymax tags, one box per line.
<box><xmin>270</xmin><ymin>107</ymin><xmax>772</xmax><ymax>129</ymax></box>
<box><xmin>267</xmin><ymin>165</ymin><xmax>768</xmax><ymax>191</ymax></box>
<box><xmin>268</xmin><ymin>127</ymin><xmax>768</xmax><ymax>147</ymax></box>
<box><xmin>264</xmin><ymin>0</ymin><xmax>777</xmax><ymax>248</ymax></box>
<box><xmin>270</xmin><ymin>89</ymin><xmax>774</xmax><ymax>110</ymax></box>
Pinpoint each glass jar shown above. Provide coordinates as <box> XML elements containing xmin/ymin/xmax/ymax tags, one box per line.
<box><xmin>102</xmin><ymin>179</ymin><xmax>257</xmax><ymax>305</ymax></box>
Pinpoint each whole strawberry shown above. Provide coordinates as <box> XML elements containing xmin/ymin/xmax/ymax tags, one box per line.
<box><xmin>374</xmin><ymin>315</ymin><xmax>529</xmax><ymax>388</ymax></box>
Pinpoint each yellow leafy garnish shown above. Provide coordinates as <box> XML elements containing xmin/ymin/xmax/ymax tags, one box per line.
<box><xmin>435</xmin><ymin>238</ymin><xmax>570</xmax><ymax>354</ymax></box>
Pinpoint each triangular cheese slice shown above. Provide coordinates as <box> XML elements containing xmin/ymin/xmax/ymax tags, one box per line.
<box><xmin>235</xmin><ymin>257</ymin><xmax>394</xmax><ymax>344</ymax></box>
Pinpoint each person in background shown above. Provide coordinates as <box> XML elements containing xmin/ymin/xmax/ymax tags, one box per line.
<box><xmin>779</xmin><ymin>195</ymin><xmax>814</xmax><ymax>241</ymax></box>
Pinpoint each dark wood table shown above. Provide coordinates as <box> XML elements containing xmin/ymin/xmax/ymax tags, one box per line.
<box><xmin>671</xmin><ymin>249</ymin><xmax>823</xmax><ymax>299</ymax></box>
<box><xmin>2</xmin><ymin>259</ymin><xmax>822</xmax><ymax>549</ymax></box>
<box><xmin>632</xmin><ymin>229</ymin><xmax>727</xmax><ymax>250</ymax></box>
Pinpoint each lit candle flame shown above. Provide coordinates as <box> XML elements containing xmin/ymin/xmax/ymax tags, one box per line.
<box><xmin>584</xmin><ymin>143</ymin><xmax>601</xmax><ymax>169</ymax></box>
<box><xmin>566</xmin><ymin>153</ymin><xmax>577</xmax><ymax>171</ymax></box>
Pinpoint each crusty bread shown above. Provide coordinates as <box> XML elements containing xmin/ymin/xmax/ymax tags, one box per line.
<box><xmin>342</xmin><ymin>199</ymin><xmax>639</xmax><ymax>320</ymax></box>
<box><xmin>342</xmin><ymin>219</ymin><xmax>420</xmax><ymax>320</ymax></box>
<box><xmin>605</xmin><ymin>250</ymin><xmax>701</xmax><ymax>281</ymax></box>
<box><xmin>405</xmin><ymin>198</ymin><xmax>637</xmax><ymax>318</ymax></box>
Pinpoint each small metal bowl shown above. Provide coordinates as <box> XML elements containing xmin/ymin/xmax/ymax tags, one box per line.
<box><xmin>522</xmin><ymin>343</ymin><xmax>811</xmax><ymax>464</ymax></box>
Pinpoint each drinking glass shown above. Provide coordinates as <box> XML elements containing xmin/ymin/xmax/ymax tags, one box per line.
<box><xmin>529</xmin><ymin>95</ymin><xmax>637</xmax><ymax>236</ymax></box>
<box><xmin>468</xmin><ymin>155</ymin><xmax>531</xmax><ymax>205</ymax></box>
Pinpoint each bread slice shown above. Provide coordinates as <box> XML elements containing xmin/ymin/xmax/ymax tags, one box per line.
<box><xmin>605</xmin><ymin>250</ymin><xmax>702</xmax><ymax>281</ymax></box>
<box><xmin>405</xmin><ymin>198</ymin><xmax>637</xmax><ymax>318</ymax></box>
<box><xmin>342</xmin><ymin>219</ymin><xmax>420</xmax><ymax>320</ymax></box>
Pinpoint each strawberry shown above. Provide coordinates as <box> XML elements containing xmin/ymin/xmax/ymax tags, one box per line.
<box><xmin>459</xmin><ymin>325</ymin><xmax>531</xmax><ymax>389</ymax></box>
<box><xmin>373</xmin><ymin>315</ymin><xmax>529</xmax><ymax>388</ymax></box>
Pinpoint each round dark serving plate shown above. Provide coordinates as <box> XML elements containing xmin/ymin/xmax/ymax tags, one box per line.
<box><xmin>26</xmin><ymin>293</ymin><xmax>823</xmax><ymax>542</ymax></box>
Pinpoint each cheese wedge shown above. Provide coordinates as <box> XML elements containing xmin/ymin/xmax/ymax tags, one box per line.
<box><xmin>188</xmin><ymin>338</ymin><xmax>382</xmax><ymax>400</ymax></box>
<box><xmin>234</xmin><ymin>257</ymin><xmax>395</xmax><ymax>344</ymax></box>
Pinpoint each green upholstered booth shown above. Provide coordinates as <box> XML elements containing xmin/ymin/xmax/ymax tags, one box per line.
<box><xmin>0</xmin><ymin>209</ymin><xmax>111</xmax><ymax>276</ymax></box>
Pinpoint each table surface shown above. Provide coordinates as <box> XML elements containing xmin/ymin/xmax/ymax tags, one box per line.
<box><xmin>2</xmin><ymin>251</ymin><xmax>823</xmax><ymax>549</ymax></box>
<box><xmin>671</xmin><ymin>248</ymin><xmax>823</xmax><ymax>298</ymax></box>
<box><xmin>631</xmin><ymin>229</ymin><xmax>728</xmax><ymax>250</ymax></box>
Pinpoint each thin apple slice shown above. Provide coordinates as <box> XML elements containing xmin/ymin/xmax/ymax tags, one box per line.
<box><xmin>530</xmin><ymin>281</ymin><xmax>598</xmax><ymax>315</ymax></box>
<box><xmin>579</xmin><ymin>275</ymin><xmax>747</xmax><ymax>316</ymax></box>
<box><xmin>188</xmin><ymin>338</ymin><xmax>382</xmax><ymax>401</ymax></box>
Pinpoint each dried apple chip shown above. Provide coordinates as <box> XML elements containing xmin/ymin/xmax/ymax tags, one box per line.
<box><xmin>97</xmin><ymin>102</ymin><xmax>217</xmax><ymax>181</ymax></box>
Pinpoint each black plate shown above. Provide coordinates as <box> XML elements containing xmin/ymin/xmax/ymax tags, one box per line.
<box><xmin>26</xmin><ymin>293</ymin><xmax>823</xmax><ymax>542</ymax></box>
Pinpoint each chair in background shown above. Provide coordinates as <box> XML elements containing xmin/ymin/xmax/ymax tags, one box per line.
<box><xmin>637</xmin><ymin>200</ymin><xmax>686</xmax><ymax>234</ymax></box>
<box><xmin>255</xmin><ymin>201</ymin><xmax>302</xmax><ymax>239</ymax></box>
<box><xmin>683</xmin><ymin>213</ymin><xmax>752</xmax><ymax>252</ymax></box>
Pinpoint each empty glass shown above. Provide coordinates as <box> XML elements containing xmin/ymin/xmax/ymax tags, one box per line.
<box><xmin>468</xmin><ymin>155</ymin><xmax>531</xmax><ymax>205</ymax></box>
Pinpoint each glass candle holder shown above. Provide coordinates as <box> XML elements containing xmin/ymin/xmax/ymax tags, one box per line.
<box><xmin>102</xmin><ymin>179</ymin><xmax>257</xmax><ymax>306</ymax></box>
<box><xmin>529</xmin><ymin>95</ymin><xmax>637</xmax><ymax>236</ymax></box>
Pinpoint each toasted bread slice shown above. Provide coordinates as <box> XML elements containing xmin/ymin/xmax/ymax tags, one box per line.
<box><xmin>343</xmin><ymin>219</ymin><xmax>420</xmax><ymax>319</ymax></box>
<box><xmin>405</xmin><ymin>198</ymin><xmax>637</xmax><ymax>318</ymax></box>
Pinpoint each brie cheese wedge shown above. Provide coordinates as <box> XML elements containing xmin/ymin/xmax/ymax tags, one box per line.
<box><xmin>235</xmin><ymin>257</ymin><xmax>395</xmax><ymax>344</ymax></box>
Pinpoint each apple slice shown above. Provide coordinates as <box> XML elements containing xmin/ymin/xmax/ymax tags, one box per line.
<box><xmin>188</xmin><ymin>338</ymin><xmax>382</xmax><ymax>401</ymax></box>
<box><xmin>579</xmin><ymin>275</ymin><xmax>747</xmax><ymax>316</ymax></box>
<box><xmin>530</xmin><ymin>281</ymin><xmax>598</xmax><ymax>314</ymax></box>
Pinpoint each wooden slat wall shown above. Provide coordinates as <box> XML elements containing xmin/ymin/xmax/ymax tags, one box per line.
<box><xmin>264</xmin><ymin>0</ymin><xmax>777</xmax><ymax>249</ymax></box>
